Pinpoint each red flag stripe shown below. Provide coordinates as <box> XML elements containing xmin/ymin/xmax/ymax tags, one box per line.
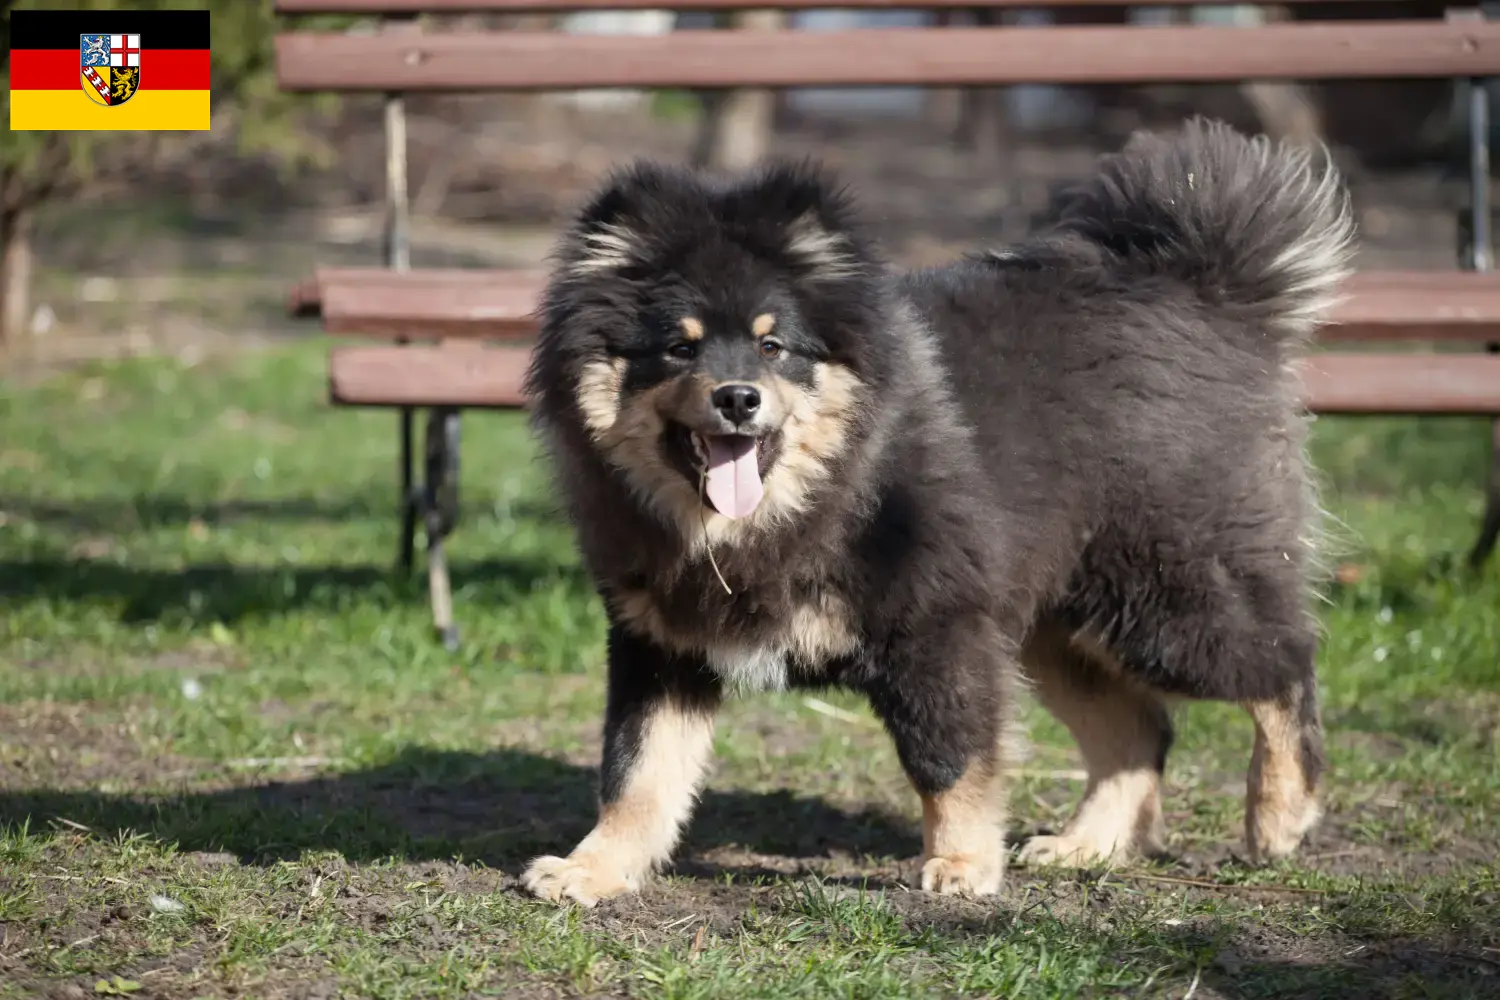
<box><xmin>9</xmin><ymin>49</ymin><xmax>210</xmax><ymax>91</ymax></box>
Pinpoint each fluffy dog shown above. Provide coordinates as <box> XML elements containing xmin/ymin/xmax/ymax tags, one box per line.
<box><xmin>520</xmin><ymin>118</ymin><xmax>1354</xmax><ymax>906</ymax></box>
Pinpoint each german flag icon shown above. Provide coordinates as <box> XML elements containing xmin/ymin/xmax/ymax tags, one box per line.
<box><xmin>9</xmin><ymin>10</ymin><xmax>210</xmax><ymax>131</ymax></box>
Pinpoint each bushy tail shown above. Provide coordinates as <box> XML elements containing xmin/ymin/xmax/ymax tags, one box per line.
<box><xmin>1050</xmin><ymin>117</ymin><xmax>1356</xmax><ymax>346</ymax></box>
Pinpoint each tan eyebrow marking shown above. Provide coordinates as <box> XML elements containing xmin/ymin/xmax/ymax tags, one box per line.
<box><xmin>680</xmin><ymin>317</ymin><xmax>705</xmax><ymax>341</ymax></box>
<box><xmin>752</xmin><ymin>313</ymin><xmax>776</xmax><ymax>338</ymax></box>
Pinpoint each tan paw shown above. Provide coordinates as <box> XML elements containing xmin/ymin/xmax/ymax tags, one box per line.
<box><xmin>521</xmin><ymin>853</ymin><xmax>635</xmax><ymax>907</ymax></box>
<box><xmin>1247</xmin><ymin>794</ymin><xmax>1321</xmax><ymax>862</ymax></box>
<box><xmin>919</xmin><ymin>854</ymin><xmax>1002</xmax><ymax>896</ymax></box>
<box><xmin>1016</xmin><ymin>833</ymin><xmax>1125</xmax><ymax>868</ymax></box>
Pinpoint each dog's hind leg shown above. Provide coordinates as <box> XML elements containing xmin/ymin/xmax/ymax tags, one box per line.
<box><xmin>1056</xmin><ymin>550</ymin><xmax>1327</xmax><ymax>863</ymax></box>
<box><xmin>1244</xmin><ymin>667</ymin><xmax>1324</xmax><ymax>862</ymax></box>
<box><xmin>1016</xmin><ymin>626</ymin><xmax>1173</xmax><ymax>867</ymax></box>
<box><xmin>522</xmin><ymin>626</ymin><xmax>720</xmax><ymax>907</ymax></box>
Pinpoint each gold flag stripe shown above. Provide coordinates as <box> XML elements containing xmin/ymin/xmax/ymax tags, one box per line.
<box><xmin>10</xmin><ymin>89</ymin><xmax>209</xmax><ymax>131</ymax></box>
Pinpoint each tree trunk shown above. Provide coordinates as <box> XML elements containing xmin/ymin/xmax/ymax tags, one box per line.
<box><xmin>1240</xmin><ymin>81</ymin><xmax>1324</xmax><ymax>147</ymax></box>
<box><xmin>1236</xmin><ymin>5</ymin><xmax>1324</xmax><ymax>147</ymax></box>
<box><xmin>0</xmin><ymin>204</ymin><xmax>33</xmax><ymax>345</ymax></box>
<box><xmin>693</xmin><ymin>10</ymin><xmax>783</xmax><ymax>171</ymax></box>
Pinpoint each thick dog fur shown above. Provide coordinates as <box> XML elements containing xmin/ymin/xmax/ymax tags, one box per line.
<box><xmin>520</xmin><ymin>118</ymin><xmax>1355</xmax><ymax>906</ymax></box>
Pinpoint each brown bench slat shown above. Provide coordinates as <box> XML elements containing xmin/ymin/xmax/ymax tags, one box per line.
<box><xmin>275</xmin><ymin>22</ymin><xmax>1500</xmax><ymax>92</ymax></box>
<box><xmin>299</xmin><ymin>267</ymin><xmax>1500</xmax><ymax>343</ymax></box>
<box><xmin>1302</xmin><ymin>354</ymin><xmax>1500</xmax><ymax>415</ymax></box>
<box><xmin>290</xmin><ymin>276</ymin><xmax>323</xmax><ymax>318</ymax></box>
<box><xmin>1325</xmin><ymin>273</ymin><xmax>1500</xmax><ymax>342</ymax></box>
<box><xmin>330</xmin><ymin>345</ymin><xmax>531</xmax><ymax>407</ymax></box>
<box><xmin>313</xmin><ymin>269</ymin><xmax>537</xmax><ymax>338</ymax></box>
<box><xmin>329</xmin><ymin>344</ymin><xmax>1500</xmax><ymax>415</ymax></box>
<box><xmin>275</xmin><ymin>0</ymin><xmax>1395</xmax><ymax>11</ymax></box>
<box><xmin>316</xmin><ymin>266</ymin><xmax>545</xmax><ymax>288</ymax></box>
<box><xmin>318</xmin><ymin>267</ymin><xmax>546</xmax><ymax>339</ymax></box>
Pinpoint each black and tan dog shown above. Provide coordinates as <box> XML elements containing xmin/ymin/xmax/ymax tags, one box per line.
<box><xmin>519</xmin><ymin>118</ymin><xmax>1355</xmax><ymax>906</ymax></box>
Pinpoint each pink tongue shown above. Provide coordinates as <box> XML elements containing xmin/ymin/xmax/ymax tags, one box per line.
<box><xmin>703</xmin><ymin>435</ymin><xmax>764</xmax><ymax>519</ymax></box>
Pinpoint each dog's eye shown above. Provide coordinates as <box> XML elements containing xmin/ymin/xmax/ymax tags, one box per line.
<box><xmin>667</xmin><ymin>342</ymin><xmax>697</xmax><ymax>360</ymax></box>
<box><xmin>759</xmin><ymin>340</ymin><xmax>783</xmax><ymax>360</ymax></box>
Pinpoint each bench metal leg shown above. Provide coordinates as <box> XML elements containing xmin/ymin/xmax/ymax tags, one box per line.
<box><xmin>1463</xmin><ymin>65</ymin><xmax>1498</xmax><ymax>569</ymax></box>
<box><xmin>381</xmin><ymin>34</ymin><xmax>417</xmax><ymax>576</ymax></box>
<box><xmin>398</xmin><ymin>406</ymin><xmax>417</xmax><ymax>573</ymax></box>
<box><xmin>423</xmin><ymin>406</ymin><xmax>462</xmax><ymax>650</ymax></box>
<box><xmin>377</xmin><ymin>18</ymin><xmax>466</xmax><ymax>642</ymax></box>
<box><xmin>1471</xmin><ymin>403</ymin><xmax>1500</xmax><ymax>569</ymax></box>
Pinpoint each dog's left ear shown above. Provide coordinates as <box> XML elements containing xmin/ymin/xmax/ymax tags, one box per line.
<box><xmin>562</xmin><ymin>160</ymin><xmax>688</xmax><ymax>275</ymax></box>
<box><xmin>732</xmin><ymin>160</ymin><xmax>867</xmax><ymax>282</ymax></box>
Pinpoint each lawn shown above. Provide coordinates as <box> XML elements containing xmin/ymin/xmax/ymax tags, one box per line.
<box><xmin>1</xmin><ymin>339</ymin><xmax>1498</xmax><ymax>999</ymax></box>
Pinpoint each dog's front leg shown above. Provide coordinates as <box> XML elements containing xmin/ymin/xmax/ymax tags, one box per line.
<box><xmin>865</xmin><ymin>612</ymin><xmax>1017</xmax><ymax>897</ymax></box>
<box><xmin>523</xmin><ymin>625</ymin><xmax>721</xmax><ymax>907</ymax></box>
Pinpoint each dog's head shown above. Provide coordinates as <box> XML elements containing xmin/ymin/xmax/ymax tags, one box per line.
<box><xmin>534</xmin><ymin>160</ymin><xmax>883</xmax><ymax>544</ymax></box>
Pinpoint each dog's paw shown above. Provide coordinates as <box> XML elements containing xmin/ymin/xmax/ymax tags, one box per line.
<box><xmin>919</xmin><ymin>854</ymin><xmax>1002</xmax><ymax>896</ymax></box>
<box><xmin>521</xmin><ymin>853</ymin><xmax>635</xmax><ymax>907</ymax></box>
<box><xmin>1246</xmin><ymin>794</ymin><xmax>1321</xmax><ymax>863</ymax></box>
<box><xmin>1016</xmin><ymin>833</ymin><xmax>1124</xmax><ymax>868</ymax></box>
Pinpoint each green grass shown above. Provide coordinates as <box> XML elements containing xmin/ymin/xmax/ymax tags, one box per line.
<box><xmin>1</xmin><ymin>340</ymin><xmax>1498</xmax><ymax>998</ymax></box>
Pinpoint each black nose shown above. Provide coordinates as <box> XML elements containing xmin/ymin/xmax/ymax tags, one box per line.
<box><xmin>711</xmin><ymin>383</ymin><xmax>761</xmax><ymax>425</ymax></box>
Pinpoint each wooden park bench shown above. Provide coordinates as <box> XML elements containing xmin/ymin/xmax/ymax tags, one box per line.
<box><xmin>275</xmin><ymin>0</ymin><xmax>1500</xmax><ymax>647</ymax></box>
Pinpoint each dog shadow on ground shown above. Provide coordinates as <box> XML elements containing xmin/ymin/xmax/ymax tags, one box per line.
<box><xmin>3</xmin><ymin>747</ymin><xmax>1496</xmax><ymax>999</ymax></box>
<box><xmin>0</xmin><ymin>491</ymin><xmax>582</xmax><ymax>627</ymax></box>
<box><xmin>0</xmin><ymin>550</ymin><xmax>588</xmax><ymax>629</ymax></box>
<box><xmin>0</xmin><ymin>745</ymin><xmax>920</xmax><ymax>878</ymax></box>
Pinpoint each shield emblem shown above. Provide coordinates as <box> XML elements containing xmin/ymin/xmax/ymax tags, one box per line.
<box><xmin>80</xmin><ymin>34</ymin><xmax>140</xmax><ymax>107</ymax></box>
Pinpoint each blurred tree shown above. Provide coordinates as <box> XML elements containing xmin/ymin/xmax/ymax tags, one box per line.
<box><xmin>0</xmin><ymin>0</ymin><xmax>347</xmax><ymax>344</ymax></box>
<box><xmin>689</xmin><ymin>10</ymin><xmax>784</xmax><ymax>172</ymax></box>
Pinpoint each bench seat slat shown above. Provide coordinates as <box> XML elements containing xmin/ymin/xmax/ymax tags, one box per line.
<box><xmin>274</xmin><ymin>22</ymin><xmax>1500</xmax><ymax>92</ymax></box>
<box><xmin>327</xmin><ymin>345</ymin><xmax>1500</xmax><ymax>415</ymax></box>
<box><xmin>1301</xmin><ymin>354</ymin><xmax>1500</xmax><ymax>415</ymax></box>
<box><xmin>330</xmin><ymin>345</ymin><xmax>531</xmax><ymax>407</ymax></box>
<box><xmin>301</xmin><ymin>267</ymin><xmax>1500</xmax><ymax>343</ymax></box>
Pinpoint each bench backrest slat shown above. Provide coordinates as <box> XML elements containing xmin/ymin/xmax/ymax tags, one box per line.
<box><xmin>306</xmin><ymin>268</ymin><xmax>1500</xmax><ymax>342</ymax></box>
<box><xmin>275</xmin><ymin>22</ymin><xmax>1500</xmax><ymax>92</ymax></box>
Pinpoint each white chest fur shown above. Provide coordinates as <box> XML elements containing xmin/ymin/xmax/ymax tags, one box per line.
<box><xmin>612</xmin><ymin>587</ymin><xmax>862</xmax><ymax>694</ymax></box>
<box><xmin>705</xmin><ymin>645</ymin><xmax>790</xmax><ymax>693</ymax></box>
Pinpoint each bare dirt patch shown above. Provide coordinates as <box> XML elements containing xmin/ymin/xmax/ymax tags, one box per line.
<box><xmin>0</xmin><ymin>700</ymin><xmax>192</xmax><ymax>791</ymax></box>
<box><xmin>4</xmin><ymin>689</ymin><xmax>1494</xmax><ymax>885</ymax></box>
<box><xmin>3</xmin><ymin>676</ymin><xmax>1498</xmax><ymax>998</ymax></box>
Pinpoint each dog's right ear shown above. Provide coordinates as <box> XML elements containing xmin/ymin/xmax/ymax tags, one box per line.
<box><xmin>564</xmin><ymin>161</ymin><xmax>680</xmax><ymax>275</ymax></box>
<box><xmin>566</xmin><ymin>180</ymin><xmax>643</xmax><ymax>275</ymax></box>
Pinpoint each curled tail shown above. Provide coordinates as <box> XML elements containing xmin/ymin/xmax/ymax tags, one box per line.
<box><xmin>1051</xmin><ymin>117</ymin><xmax>1356</xmax><ymax>347</ymax></box>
